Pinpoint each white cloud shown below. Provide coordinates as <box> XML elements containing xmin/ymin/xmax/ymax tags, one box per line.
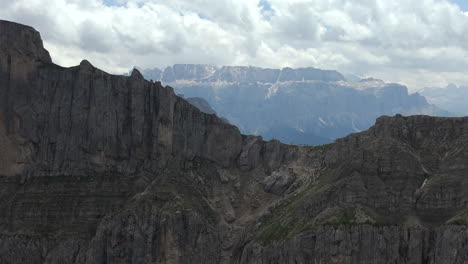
<box><xmin>1</xmin><ymin>0</ymin><xmax>468</xmax><ymax>89</ymax></box>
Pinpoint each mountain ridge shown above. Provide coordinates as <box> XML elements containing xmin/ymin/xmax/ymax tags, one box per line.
<box><xmin>137</xmin><ymin>64</ymin><xmax>345</xmax><ymax>84</ymax></box>
<box><xmin>1</xmin><ymin>20</ymin><xmax>468</xmax><ymax>264</ymax></box>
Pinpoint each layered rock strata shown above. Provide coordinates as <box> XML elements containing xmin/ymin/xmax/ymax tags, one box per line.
<box><xmin>0</xmin><ymin>20</ymin><xmax>467</xmax><ymax>264</ymax></box>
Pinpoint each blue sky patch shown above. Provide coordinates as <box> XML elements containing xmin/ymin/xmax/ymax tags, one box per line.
<box><xmin>103</xmin><ymin>0</ymin><xmax>126</xmax><ymax>7</ymax></box>
<box><xmin>259</xmin><ymin>0</ymin><xmax>273</xmax><ymax>12</ymax></box>
<box><xmin>259</xmin><ymin>0</ymin><xmax>274</xmax><ymax>19</ymax></box>
<box><xmin>451</xmin><ymin>0</ymin><xmax>468</xmax><ymax>11</ymax></box>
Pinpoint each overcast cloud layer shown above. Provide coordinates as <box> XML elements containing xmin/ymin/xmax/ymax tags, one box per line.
<box><xmin>1</xmin><ymin>0</ymin><xmax>468</xmax><ymax>89</ymax></box>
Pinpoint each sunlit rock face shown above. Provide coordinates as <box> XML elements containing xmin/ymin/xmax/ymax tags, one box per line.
<box><xmin>1</xmin><ymin>20</ymin><xmax>468</xmax><ymax>264</ymax></box>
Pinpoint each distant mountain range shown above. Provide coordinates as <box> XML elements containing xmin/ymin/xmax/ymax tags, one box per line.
<box><xmin>419</xmin><ymin>84</ymin><xmax>468</xmax><ymax>115</ymax></box>
<box><xmin>136</xmin><ymin>64</ymin><xmax>451</xmax><ymax>145</ymax></box>
<box><xmin>139</xmin><ymin>64</ymin><xmax>345</xmax><ymax>84</ymax></box>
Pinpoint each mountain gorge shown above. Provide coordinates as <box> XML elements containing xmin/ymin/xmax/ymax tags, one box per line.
<box><xmin>139</xmin><ymin>65</ymin><xmax>449</xmax><ymax>145</ymax></box>
<box><xmin>1</xmin><ymin>20</ymin><xmax>468</xmax><ymax>264</ymax></box>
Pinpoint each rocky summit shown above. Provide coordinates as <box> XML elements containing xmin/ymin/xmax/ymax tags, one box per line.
<box><xmin>0</xmin><ymin>20</ymin><xmax>468</xmax><ymax>264</ymax></box>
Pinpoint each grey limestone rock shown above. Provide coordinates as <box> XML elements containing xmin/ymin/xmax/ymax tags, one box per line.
<box><xmin>1</xmin><ymin>20</ymin><xmax>468</xmax><ymax>264</ymax></box>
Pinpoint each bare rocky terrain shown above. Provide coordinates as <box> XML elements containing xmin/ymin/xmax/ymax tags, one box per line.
<box><xmin>0</xmin><ymin>20</ymin><xmax>467</xmax><ymax>264</ymax></box>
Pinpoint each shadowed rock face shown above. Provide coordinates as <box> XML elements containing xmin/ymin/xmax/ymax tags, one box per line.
<box><xmin>0</xmin><ymin>20</ymin><xmax>468</xmax><ymax>264</ymax></box>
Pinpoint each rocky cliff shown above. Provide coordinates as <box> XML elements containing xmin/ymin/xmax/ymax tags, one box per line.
<box><xmin>1</xmin><ymin>20</ymin><xmax>468</xmax><ymax>264</ymax></box>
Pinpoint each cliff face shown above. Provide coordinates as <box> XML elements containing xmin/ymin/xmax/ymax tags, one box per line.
<box><xmin>236</xmin><ymin>115</ymin><xmax>468</xmax><ymax>263</ymax></box>
<box><xmin>0</xmin><ymin>20</ymin><xmax>468</xmax><ymax>264</ymax></box>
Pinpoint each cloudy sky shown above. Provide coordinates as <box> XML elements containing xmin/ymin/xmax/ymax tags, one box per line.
<box><xmin>1</xmin><ymin>0</ymin><xmax>468</xmax><ymax>90</ymax></box>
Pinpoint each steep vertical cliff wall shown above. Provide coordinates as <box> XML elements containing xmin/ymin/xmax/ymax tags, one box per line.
<box><xmin>0</xmin><ymin>20</ymin><xmax>467</xmax><ymax>264</ymax></box>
